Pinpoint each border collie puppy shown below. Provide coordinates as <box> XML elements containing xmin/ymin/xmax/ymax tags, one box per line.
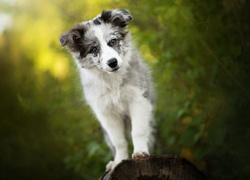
<box><xmin>60</xmin><ymin>9</ymin><xmax>155</xmax><ymax>170</ymax></box>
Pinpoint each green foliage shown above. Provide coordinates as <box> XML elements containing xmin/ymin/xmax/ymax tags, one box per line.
<box><xmin>0</xmin><ymin>0</ymin><xmax>250</xmax><ymax>179</ymax></box>
<box><xmin>126</xmin><ymin>0</ymin><xmax>250</xmax><ymax>179</ymax></box>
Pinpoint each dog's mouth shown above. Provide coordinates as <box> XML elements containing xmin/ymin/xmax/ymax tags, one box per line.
<box><xmin>111</xmin><ymin>67</ymin><xmax>120</xmax><ymax>72</ymax></box>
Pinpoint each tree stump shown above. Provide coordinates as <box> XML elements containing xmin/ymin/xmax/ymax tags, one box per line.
<box><xmin>100</xmin><ymin>155</ymin><xmax>206</xmax><ymax>180</ymax></box>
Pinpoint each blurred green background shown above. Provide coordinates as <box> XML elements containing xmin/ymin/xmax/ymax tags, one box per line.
<box><xmin>0</xmin><ymin>0</ymin><xmax>250</xmax><ymax>179</ymax></box>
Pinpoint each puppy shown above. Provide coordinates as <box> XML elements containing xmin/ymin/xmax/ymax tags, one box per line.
<box><xmin>60</xmin><ymin>9</ymin><xmax>155</xmax><ymax>170</ymax></box>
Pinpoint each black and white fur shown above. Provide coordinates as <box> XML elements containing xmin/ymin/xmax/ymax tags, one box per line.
<box><xmin>60</xmin><ymin>9</ymin><xmax>155</xmax><ymax>170</ymax></box>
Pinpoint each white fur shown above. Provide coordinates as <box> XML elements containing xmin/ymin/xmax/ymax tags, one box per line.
<box><xmin>80</xmin><ymin>69</ymin><xmax>153</xmax><ymax>170</ymax></box>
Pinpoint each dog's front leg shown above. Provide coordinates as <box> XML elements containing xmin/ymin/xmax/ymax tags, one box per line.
<box><xmin>95</xmin><ymin>111</ymin><xmax>128</xmax><ymax>170</ymax></box>
<box><xmin>129</xmin><ymin>96</ymin><xmax>154</xmax><ymax>159</ymax></box>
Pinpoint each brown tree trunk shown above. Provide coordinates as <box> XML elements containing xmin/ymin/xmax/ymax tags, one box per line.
<box><xmin>100</xmin><ymin>155</ymin><xmax>206</xmax><ymax>180</ymax></box>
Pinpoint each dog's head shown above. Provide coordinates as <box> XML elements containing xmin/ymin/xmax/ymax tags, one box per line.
<box><xmin>60</xmin><ymin>9</ymin><xmax>132</xmax><ymax>73</ymax></box>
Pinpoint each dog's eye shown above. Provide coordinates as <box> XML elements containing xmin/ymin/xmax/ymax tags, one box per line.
<box><xmin>90</xmin><ymin>47</ymin><xmax>98</xmax><ymax>54</ymax></box>
<box><xmin>108</xmin><ymin>38</ymin><xmax>118</xmax><ymax>47</ymax></box>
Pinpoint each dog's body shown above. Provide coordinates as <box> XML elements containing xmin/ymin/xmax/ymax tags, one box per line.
<box><xmin>60</xmin><ymin>9</ymin><xmax>155</xmax><ymax>170</ymax></box>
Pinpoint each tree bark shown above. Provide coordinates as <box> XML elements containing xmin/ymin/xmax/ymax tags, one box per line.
<box><xmin>100</xmin><ymin>155</ymin><xmax>206</xmax><ymax>180</ymax></box>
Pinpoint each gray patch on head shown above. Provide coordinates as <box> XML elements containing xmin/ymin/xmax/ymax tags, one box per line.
<box><xmin>60</xmin><ymin>23</ymin><xmax>104</xmax><ymax>69</ymax></box>
<box><xmin>100</xmin><ymin>9</ymin><xmax>132</xmax><ymax>28</ymax></box>
<box><xmin>93</xmin><ymin>18</ymin><xmax>101</xmax><ymax>25</ymax></box>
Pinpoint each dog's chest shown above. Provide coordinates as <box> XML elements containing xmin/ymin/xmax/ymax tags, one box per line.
<box><xmin>83</xmin><ymin>76</ymin><xmax>135</xmax><ymax>113</ymax></box>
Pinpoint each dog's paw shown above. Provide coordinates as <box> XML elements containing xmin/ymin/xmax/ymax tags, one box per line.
<box><xmin>106</xmin><ymin>161</ymin><xmax>118</xmax><ymax>171</ymax></box>
<box><xmin>132</xmin><ymin>151</ymin><xmax>150</xmax><ymax>159</ymax></box>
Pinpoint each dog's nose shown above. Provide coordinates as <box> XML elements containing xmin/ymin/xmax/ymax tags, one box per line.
<box><xmin>107</xmin><ymin>58</ymin><xmax>118</xmax><ymax>68</ymax></box>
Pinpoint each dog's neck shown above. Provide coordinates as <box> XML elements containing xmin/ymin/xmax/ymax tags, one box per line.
<box><xmin>80</xmin><ymin>64</ymin><xmax>127</xmax><ymax>87</ymax></box>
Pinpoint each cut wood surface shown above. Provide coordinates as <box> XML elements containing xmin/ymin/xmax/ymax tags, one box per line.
<box><xmin>100</xmin><ymin>155</ymin><xmax>206</xmax><ymax>180</ymax></box>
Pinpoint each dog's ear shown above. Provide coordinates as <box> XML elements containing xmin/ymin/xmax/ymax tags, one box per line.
<box><xmin>59</xmin><ymin>32</ymin><xmax>70</xmax><ymax>47</ymax></box>
<box><xmin>101</xmin><ymin>9</ymin><xmax>132</xmax><ymax>28</ymax></box>
<box><xmin>59</xmin><ymin>24</ymin><xmax>85</xmax><ymax>47</ymax></box>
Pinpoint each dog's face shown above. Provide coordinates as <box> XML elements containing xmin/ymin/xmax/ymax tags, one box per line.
<box><xmin>60</xmin><ymin>9</ymin><xmax>132</xmax><ymax>73</ymax></box>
